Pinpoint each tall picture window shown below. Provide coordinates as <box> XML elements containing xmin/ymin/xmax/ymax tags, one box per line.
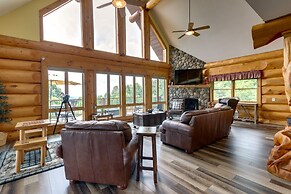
<box><xmin>125</xmin><ymin>75</ymin><xmax>144</xmax><ymax>115</ymax></box>
<box><xmin>48</xmin><ymin>70</ymin><xmax>84</xmax><ymax>122</ymax></box>
<box><xmin>152</xmin><ymin>78</ymin><xmax>166</xmax><ymax>110</ymax></box>
<box><xmin>96</xmin><ymin>73</ymin><xmax>121</xmax><ymax>116</ymax></box>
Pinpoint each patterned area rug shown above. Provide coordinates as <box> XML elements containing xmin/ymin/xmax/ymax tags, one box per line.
<box><xmin>0</xmin><ymin>140</ymin><xmax>63</xmax><ymax>185</ymax></box>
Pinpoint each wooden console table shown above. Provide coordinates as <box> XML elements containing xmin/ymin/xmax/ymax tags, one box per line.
<box><xmin>236</xmin><ymin>102</ymin><xmax>258</xmax><ymax>124</ymax></box>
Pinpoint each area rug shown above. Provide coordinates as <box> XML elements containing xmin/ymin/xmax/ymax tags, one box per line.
<box><xmin>0</xmin><ymin>140</ymin><xmax>63</xmax><ymax>185</ymax></box>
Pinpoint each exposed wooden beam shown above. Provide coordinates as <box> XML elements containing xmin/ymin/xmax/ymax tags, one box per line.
<box><xmin>146</xmin><ymin>0</ymin><xmax>161</xmax><ymax>10</ymax></box>
<box><xmin>129</xmin><ymin>10</ymin><xmax>140</xmax><ymax>23</ymax></box>
<box><xmin>141</xmin><ymin>9</ymin><xmax>150</xmax><ymax>60</ymax></box>
<box><xmin>116</xmin><ymin>8</ymin><xmax>126</xmax><ymax>55</ymax></box>
<box><xmin>81</xmin><ymin>0</ymin><xmax>94</xmax><ymax>49</ymax></box>
<box><xmin>252</xmin><ymin>14</ymin><xmax>291</xmax><ymax>49</ymax></box>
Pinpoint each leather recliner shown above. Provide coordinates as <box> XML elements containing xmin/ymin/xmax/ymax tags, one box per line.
<box><xmin>56</xmin><ymin>120</ymin><xmax>138</xmax><ymax>189</ymax></box>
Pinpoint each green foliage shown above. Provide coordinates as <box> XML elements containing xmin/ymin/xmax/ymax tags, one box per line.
<box><xmin>49</xmin><ymin>84</ymin><xmax>63</xmax><ymax>106</ymax></box>
<box><xmin>0</xmin><ymin>82</ymin><xmax>11</xmax><ymax>123</ymax></box>
<box><xmin>152</xmin><ymin>79</ymin><xmax>157</xmax><ymax>102</ymax></box>
<box><xmin>214</xmin><ymin>79</ymin><xmax>257</xmax><ymax>101</ymax></box>
<box><xmin>135</xmin><ymin>83</ymin><xmax>143</xmax><ymax>103</ymax></box>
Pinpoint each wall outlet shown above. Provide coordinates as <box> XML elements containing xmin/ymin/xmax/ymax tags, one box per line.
<box><xmin>272</xmin><ymin>98</ymin><xmax>276</xmax><ymax>102</ymax></box>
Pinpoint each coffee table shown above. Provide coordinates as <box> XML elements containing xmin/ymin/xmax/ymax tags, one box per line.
<box><xmin>133</xmin><ymin>111</ymin><xmax>166</xmax><ymax>127</ymax></box>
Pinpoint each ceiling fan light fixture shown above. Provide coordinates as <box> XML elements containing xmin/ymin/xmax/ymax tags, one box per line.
<box><xmin>112</xmin><ymin>0</ymin><xmax>126</xmax><ymax>8</ymax></box>
<box><xmin>185</xmin><ymin>31</ymin><xmax>194</xmax><ymax>36</ymax></box>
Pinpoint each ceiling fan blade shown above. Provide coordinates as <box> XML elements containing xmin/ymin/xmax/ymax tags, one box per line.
<box><xmin>126</xmin><ymin>0</ymin><xmax>146</xmax><ymax>7</ymax></box>
<box><xmin>193</xmin><ymin>32</ymin><xmax>200</xmax><ymax>37</ymax></box>
<box><xmin>188</xmin><ymin>22</ymin><xmax>194</xmax><ymax>30</ymax></box>
<box><xmin>96</xmin><ymin>2</ymin><xmax>112</xmax><ymax>9</ymax></box>
<box><xmin>178</xmin><ymin>34</ymin><xmax>186</xmax><ymax>39</ymax></box>
<box><xmin>119</xmin><ymin>8</ymin><xmax>126</xmax><ymax>17</ymax></box>
<box><xmin>192</xmin><ymin>25</ymin><xmax>210</xmax><ymax>31</ymax></box>
<box><xmin>172</xmin><ymin>30</ymin><xmax>186</xmax><ymax>33</ymax></box>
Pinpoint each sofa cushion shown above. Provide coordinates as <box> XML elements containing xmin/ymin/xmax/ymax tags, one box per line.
<box><xmin>180</xmin><ymin>110</ymin><xmax>208</xmax><ymax>124</ymax></box>
<box><xmin>188</xmin><ymin>107</ymin><xmax>231</xmax><ymax>126</ymax></box>
<box><xmin>65</xmin><ymin>120</ymin><xmax>132</xmax><ymax>142</ymax></box>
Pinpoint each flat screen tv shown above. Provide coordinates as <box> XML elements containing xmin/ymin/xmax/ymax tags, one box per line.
<box><xmin>174</xmin><ymin>69</ymin><xmax>203</xmax><ymax>85</ymax></box>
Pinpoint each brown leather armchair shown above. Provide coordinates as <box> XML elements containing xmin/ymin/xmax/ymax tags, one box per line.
<box><xmin>56</xmin><ymin>120</ymin><xmax>138</xmax><ymax>189</ymax></box>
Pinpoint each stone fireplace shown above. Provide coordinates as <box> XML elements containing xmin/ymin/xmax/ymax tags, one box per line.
<box><xmin>169</xmin><ymin>46</ymin><xmax>210</xmax><ymax>109</ymax></box>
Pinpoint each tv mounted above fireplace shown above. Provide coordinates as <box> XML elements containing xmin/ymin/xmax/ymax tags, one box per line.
<box><xmin>174</xmin><ymin>69</ymin><xmax>203</xmax><ymax>85</ymax></box>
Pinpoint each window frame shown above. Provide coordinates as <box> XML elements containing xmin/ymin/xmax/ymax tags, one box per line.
<box><xmin>95</xmin><ymin>72</ymin><xmax>121</xmax><ymax>116</ymax></box>
<box><xmin>212</xmin><ymin>79</ymin><xmax>258</xmax><ymax>102</ymax></box>
<box><xmin>152</xmin><ymin>77</ymin><xmax>167</xmax><ymax>109</ymax></box>
<box><xmin>125</xmin><ymin>75</ymin><xmax>145</xmax><ymax>115</ymax></box>
<box><xmin>48</xmin><ymin>69</ymin><xmax>85</xmax><ymax>122</ymax></box>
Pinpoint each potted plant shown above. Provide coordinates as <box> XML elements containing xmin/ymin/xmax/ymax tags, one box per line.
<box><xmin>0</xmin><ymin>81</ymin><xmax>11</xmax><ymax>146</ymax></box>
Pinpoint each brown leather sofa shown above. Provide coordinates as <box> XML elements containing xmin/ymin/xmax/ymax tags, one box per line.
<box><xmin>56</xmin><ymin>120</ymin><xmax>138</xmax><ymax>189</ymax></box>
<box><xmin>160</xmin><ymin>107</ymin><xmax>234</xmax><ymax>153</ymax></box>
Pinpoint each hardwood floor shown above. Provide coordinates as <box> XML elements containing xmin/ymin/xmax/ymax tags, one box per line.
<box><xmin>1</xmin><ymin>122</ymin><xmax>291</xmax><ymax>194</ymax></box>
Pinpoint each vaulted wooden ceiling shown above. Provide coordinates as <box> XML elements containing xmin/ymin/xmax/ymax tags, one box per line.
<box><xmin>0</xmin><ymin>0</ymin><xmax>290</xmax><ymax>63</ymax></box>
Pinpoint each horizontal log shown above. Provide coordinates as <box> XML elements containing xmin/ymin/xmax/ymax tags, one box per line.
<box><xmin>0</xmin><ymin>44</ymin><xmax>169</xmax><ymax>77</ymax></box>
<box><xmin>264</xmin><ymin>58</ymin><xmax>283</xmax><ymax>70</ymax></box>
<box><xmin>0</xmin><ymin>45</ymin><xmax>40</xmax><ymax>61</ymax></box>
<box><xmin>205</xmin><ymin>49</ymin><xmax>283</xmax><ymax>68</ymax></box>
<box><xmin>0</xmin><ymin>116</ymin><xmax>42</xmax><ymax>132</ymax></box>
<box><xmin>261</xmin><ymin>104</ymin><xmax>290</xmax><ymax>112</ymax></box>
<box><xmin>262</xmin><ymin>69</ymin><xmax>282</xmax><ymax>78</ymax></box>
<box><xmin>262</xmin><ymin>86</ymin><xmax>285</xmax><ymax>95</ymax></box>
<box><xmin>261</xmin><ymin>77</ymin><xmax>284</xmax><ymax>86</ymax></box>
<box><xmin>260</xmin><ymin>119</ymin><xmax>286</xmax><ymax>126</ymax></box>
<box><xmin>3</xmin><ymin>83</ymin><xmax>41</xmax><ymax>94</ymax></box>
<box><xmin>0</xmin><ymin>36</ymin><xmax>170</xmax><ymax>69</ymax></box>
<box><xmin>10</xmin><ymin>106</ymin><xmax>42</xmax><ymax>118</ymax></box>
<box><xmin>252</xmin><ymin>14</ymin><xmax>291</xmax><ymax>49</ymax></box>
<box><xmin>262</xmin><ymin>95</ymin><xmax>288</xmax><ymax>104</ymax></box>
<box><xmin>260</xmin><ymin>111</ymin><xmax>291</xmax><ymax>120</ymax></box>
<box><xmin>0</xmin><ymin>69</ymin><xmax>41</xmax><ymax>83</ymax></box>
<box><xmin>207</xmin><ymin>61</ymin><xmax>267</xmax><ymax>76</ymax></box>
<box><xmin>0</xmin><ymin>58</ymin><xmax>40</xmax><ymax>71</ymax></box>
<box><xmin>5</xmin><ymin>94</ymin><xmax>41</xmax><ymax>107</ymax></box>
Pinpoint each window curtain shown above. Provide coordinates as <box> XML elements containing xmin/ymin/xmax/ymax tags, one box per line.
<box><xmin>207</xmin><ymin>70</ymin><xmax>261</xmax><ymax>82</ymax></box>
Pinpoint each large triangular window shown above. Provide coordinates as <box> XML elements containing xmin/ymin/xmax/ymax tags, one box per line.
<box><xmin>42</xmin><ymin>0</ymin><xmax>82</xmax><ymax>47</ymax></box>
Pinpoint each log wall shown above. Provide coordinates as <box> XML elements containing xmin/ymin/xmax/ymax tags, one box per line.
<box><xmin>0</xmin><ymin>35</ymin><xmax>170</xmax><ymax>141</ymax></box>
<box><xmin>205</xmin><ymin>49</ymin><xmax>288</xmax><ymax>125</ymax></box>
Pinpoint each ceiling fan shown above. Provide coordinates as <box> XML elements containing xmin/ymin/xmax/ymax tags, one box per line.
<box><xmin>97</xmin><ymin>0</ymin><xmax>145</xmax><ymax>9</ymax></box>
<box><xmin>173</xmin><ymin>0</ymin><xmax>210</xmax><ymax>39</ymax></box>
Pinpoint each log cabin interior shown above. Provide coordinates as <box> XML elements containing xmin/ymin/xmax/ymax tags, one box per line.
<box><xmin>0</xmin><ymin>0</ymin><xmax>291</xmax><ymax>193</ymax></box>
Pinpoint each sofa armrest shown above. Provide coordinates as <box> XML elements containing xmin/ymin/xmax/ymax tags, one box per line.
<box><xmin>123</xmin><ymin>134</ymin><xmax>138</xmax><ymax>165</ymax></box>
<box><xmin>162</xmin><ymin>120</ymin><xmax>194</xmax><ymax>136</ymax></box>
<box><xmin>56</xmin><ymin>144</ymin><xmax>63</xmax><ymax>158</ymax></box>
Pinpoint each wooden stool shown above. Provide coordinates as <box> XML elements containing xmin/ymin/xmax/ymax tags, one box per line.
<box><xmin>13</xmin><ymin>137</ymin><xmax>47</xmax><ymax>173</ymax></box>
<box><xmin>136</xmin><ymin>127</ymin><xmax>157</xmax><ymax>183</ymax></box>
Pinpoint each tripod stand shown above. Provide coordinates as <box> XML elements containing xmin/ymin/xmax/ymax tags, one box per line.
<box><xmin>53</xmin><ymin>95</ymin><xmax>76</xmax><ymax>134</ymax></box>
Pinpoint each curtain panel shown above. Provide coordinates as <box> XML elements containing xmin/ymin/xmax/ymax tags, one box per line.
<box><xmin>207</xmin><ymin>70</ymin><xmax>261</xmax><ymax>82</ymax></box>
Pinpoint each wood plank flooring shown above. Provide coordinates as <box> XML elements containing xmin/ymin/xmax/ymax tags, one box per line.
<box><xmin>1</xmin><ymin>122</ymin><xmax>291</xmax><ymax>194</ymax></box>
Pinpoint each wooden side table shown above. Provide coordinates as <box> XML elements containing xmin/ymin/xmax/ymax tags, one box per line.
<box><xmin>136</xmin><ymin>127</ymin><xmax>157</xmax><ymax>183</ymax></box>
